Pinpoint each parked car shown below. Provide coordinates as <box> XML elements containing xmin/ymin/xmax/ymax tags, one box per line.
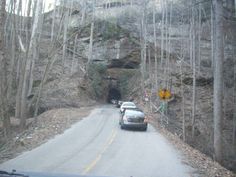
<box><xmin>119</xmin><ymin>109</ymin><xmax>148</xmax><ymax>131</ymax></box>
<box><xmin>120</xmin><ymin>102</ymin><xmax>136</xmax><ymax>113</ymax></box>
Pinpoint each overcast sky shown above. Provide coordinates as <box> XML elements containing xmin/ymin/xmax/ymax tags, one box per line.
<box><xmin>7</xmin><ymin>0</ymin><xmax>57</xmax><ymax>16</ymax></box>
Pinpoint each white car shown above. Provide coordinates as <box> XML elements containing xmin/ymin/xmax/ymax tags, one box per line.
<box><xmin>120</xmin><ymin>102</ymin><xmax>136</xmax><ymax>113</ymax></box>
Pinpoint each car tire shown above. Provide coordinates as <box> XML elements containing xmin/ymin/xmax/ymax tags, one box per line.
<box><xmin>142</xmin><ymin>126</ymin><xmax>147</xmax><ymax>131</ymax></box>
<box><xmin>120</xmin><ymin>123</ymin><xmax>125</xmax><ymax>129</ymax></box>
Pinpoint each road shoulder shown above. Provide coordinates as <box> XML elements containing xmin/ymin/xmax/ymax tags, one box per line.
<box><xmin>148</xmin><ymin>116</ymin><xmax>235</xmax><ymax>177</ymax></box>
<box><xmin>0</xmin><ymin>106</ymin><xmax>96</xmax><ymax>164</ymax></box>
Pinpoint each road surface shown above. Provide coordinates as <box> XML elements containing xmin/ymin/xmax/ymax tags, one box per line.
<box><xmin>0</xmin><ymin>105</ymin><xmax>195</xmax><ymax>177</ymax></box>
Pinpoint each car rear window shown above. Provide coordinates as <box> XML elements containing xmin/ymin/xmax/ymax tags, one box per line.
<box><xmin>125</xmin><ymin>110</ymin><xmax>144</xmax><ymax>117</ymax></box>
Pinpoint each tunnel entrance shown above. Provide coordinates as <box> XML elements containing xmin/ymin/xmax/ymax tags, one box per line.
<box><xmin>107</xmin><ymin>88</ymin><xmax>121</xmax><ymax>103</ymax></box>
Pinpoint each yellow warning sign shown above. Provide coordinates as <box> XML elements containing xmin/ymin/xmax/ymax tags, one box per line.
<box><xmin>158</xmin><ymin>89</ymin><xmax>171</xmax><ymax>100</ymax></box>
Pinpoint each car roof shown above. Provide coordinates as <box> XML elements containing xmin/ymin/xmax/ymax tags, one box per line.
<box><xmin>122</xmin><ymin>102</ymin><xmax>136</xmax><ymax>106</ymax></box>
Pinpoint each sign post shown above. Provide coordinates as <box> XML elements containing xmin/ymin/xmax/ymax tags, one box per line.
<box><xmin>158</xmin><ymin>89</ymin><xmax>172</xmax><ymax>113</ymax></box>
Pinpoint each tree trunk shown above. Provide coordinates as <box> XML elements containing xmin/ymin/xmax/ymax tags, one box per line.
<box><xmin>87</xmin><ymin>0</ymin><xmax>95</xmax><ymax>71</ymax></box>
<box><xmin>191</xmin><ymin>0</ymin><xmax>197</xmax><ymax>138</ymax></box>
<box><xmin>212</xmin><ymin>0</ymin><xmax>224</xmax><ymax>163</ymax></box>
<box><xmin>7</xmin><ymin>0</ymin><xmax>17</xmax><ymax>101</ymax></box>
<box><xmin>167</xmin><ymin>1</ymin><xmax>172</xmax><ymax>90</ymax></box>
<box><xmin>181</xmin><ymin>60</ymin><xmax>186</xmax><ymax>142</ymax></box>
<box><xmin>211</xmin><ymin>3</ymin><xmax>216</xmax><ymax>71</ymax></box>
<box><xmin>160</xmin><ymin>0</ymin><xmax>165</xmax><ymax>69</ymax></box>
<box><xmin>81</xmin><ymin>0</ymin><xmax>86</xmax><ymax>25</ymax></box>
<box><xmin>233</xmin><ymin>37</ymin><xmax>236</xmax><ymax>145</ymax></box>
<box><xmin>164</xmin><ymin>0</ymin><xmax>168</xmax><ymax>88</ymax></box>
<box><xmin>19</xmin><ymin>0</ymin><xmax>43</xmax><ymax>128</ymax></box>
<box><xmin>179</xmin><ymin>12</ymin><xmax>186</xmax><ymax>142</ymax></box>
<box><xmin>140</xmin><ymin>2</ymin><xmax>147</xmax><ymax>93</ymax></box>
<box><xmin>153</xmin><ymin>5</ymin><xmax>158</xmax><ymax>90</ymax></box>
<box><xmin>143</xmin><ymin>12</ymin><xmax>147</xmax><ymax>77</ymax></box>
<box><xmin>148</xmin><ymin>45</ymin><xmax>151</xmax><ymax>80</ymax></box>
<box><xmin>198</xmin><ymin>3</ymin><xmax>202</xmax><ymax>72</ymax></box>
<box><xmin>0</xmin><ymin>0</ymin><xmax>11</xmax><ymax>137</ymax></box>
<box><xmin>62</xmin><ymin>10</ymin><xmax>69</xmax><ymax>69</ymax></box>
<box><xmin>71</xmin><ymin>34</ymin><xmax>78</xmax><ymax>75</ymax></box>
<box><xmin>51</xmin><ymin>0</ymin><xmax>57</xmax><ymax>42</ymax></box>
<box><xmin>15</xmin><ymin>0</ymin><xmax>24</xmax><ymax>119</ymax></box>
<box><xmin>233</xmin><ymin>57</ymin><xmax>236</xmax><ymax>145</ymax></box>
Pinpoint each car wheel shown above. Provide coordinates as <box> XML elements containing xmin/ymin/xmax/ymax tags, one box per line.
<box><xmin>142</xmin><ymin>126</ymin><xmax>147</xmax><ymax>131</ymax></box>
<box><xmin>120</xmin><ymin>122</ymin><xmax>125</xmax><ymax>129</ymax></box>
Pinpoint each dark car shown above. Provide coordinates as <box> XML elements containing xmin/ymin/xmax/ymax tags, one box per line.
<box><xmin>119</xmin><ymin>109</ymin><xmax>148</xmax><ymax>131</ymax></box>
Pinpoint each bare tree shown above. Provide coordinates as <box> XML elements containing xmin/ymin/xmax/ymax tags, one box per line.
<box><xmin>191</xmin><ymin>0</ymin><xmax>197</xmax><ymax>138</ymax></box>
<box><xmin>211</xmin><ymin>2</ymin><xmax>216</xmax><ymax>71</ymax></box>
<box><xmin>233</xmin><ymin>31</ymin><xmax>236</xmax><ymax>145</ymax></box>
<box><xmin>19</xmin><ymin>0</ymin><xmax>43</xmax><ymax>128</ymax></box>
<box><xmin>198</xmin><ymin>3</ymin><xmax>202</xmax><ymax>71</ymax></box>
<box><xmin>6</xmin><ymin>0</ymin><xmax>17</xmax><ymax>101</ymax></box>
<box><xmin>180</xmin><ymin>59</ymin><xmax>186</xmax><ymax>142</ymax></box>
<box><xmin>71</xmin><ymin>34</ymin><xmax>78</xmax><ymax>75</ymax></box>
<box><xmin>140</xmin><ymin>0</ymin><xmax>148</xmax><ymax>93</ymax></box>
<box><xmin>62</xmin><ymin>10</ymin><xmax>69</xmax><ymax>68</ymax></box>
<box><xmin>160</xmin><ymin>0</ymin><xmax>165</xmax><ymax>69</ymax></box>
<box><xmin>87</xmin><ymin>0</ymin><xmax>95</xmax><ymax>71</ymax></box>
<box><xmin>81</xmin><ymin>0</ymin><xmax>86</xmax><ymax>25</ymax></box>
<box><xmin>233</xmin><ymin>57</ymin><xmax>236</xmax><ymax>145</ymax></box>
<box><xmin>15</xmin><ymin>0</ymin><xmax>24</xmax><ymax>120</ymax></box>
<box><xmin>212</xmin><ymin>0</ymin><xmax>224</xmax><ymax>162</ymax></box>
<box><xmin>179</xmin><ymin>12</ymin><xmax>186</xmax><ymax>141</ymax></box>
<box><xmin>51</xmin><ymin>0</ymin><xmax>58</xmax><ymax>42</ymax></box>
<box><xmin>153</xmin><ymin>4</ymin><xmax>158</xmax><ymax>90</ymax></box>
<box><xmin>0</xmin><ymin>0</ymin><xmax>11</xmax><ymax>137</ymax></box>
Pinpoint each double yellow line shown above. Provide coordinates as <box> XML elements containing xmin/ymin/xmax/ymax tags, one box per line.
<box><xmin>82</xmin><ymin>129</ymin><xmax>117</xmax><ymax>175</ymax></box>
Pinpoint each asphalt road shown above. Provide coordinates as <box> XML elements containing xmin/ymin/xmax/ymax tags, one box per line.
<box><xmin>0</xmin><ymin>105</ymin><xmax>194</xmax><ymax>177</ymax></box>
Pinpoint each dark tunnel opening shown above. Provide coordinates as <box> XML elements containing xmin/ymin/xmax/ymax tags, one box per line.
<box><xmin>107</xmin><ymin>88</ymin><xmax>121</xmax><ymax>103</ymax></box>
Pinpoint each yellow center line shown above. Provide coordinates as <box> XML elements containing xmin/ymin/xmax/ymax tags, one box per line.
<box><xmin>82</xmin><ymin>129</ymin><xmax>117</xmax><ymax>175</ymax></box>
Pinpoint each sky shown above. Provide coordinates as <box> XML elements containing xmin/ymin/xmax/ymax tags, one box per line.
<box><xmin>7</xmin><ymin>0</ymin><xmax>57</xmax><ymax>16</ymax></box>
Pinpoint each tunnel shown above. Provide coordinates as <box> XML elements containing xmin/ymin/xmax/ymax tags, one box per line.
<box><xmin>107</xmin><ymin>87</ymin><xmax>121</xmax><ymax>103</ymax></box>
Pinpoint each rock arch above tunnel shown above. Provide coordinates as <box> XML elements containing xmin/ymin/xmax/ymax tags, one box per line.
<box><xmin>107</xmin><ymin>88</ymin><xmax>121</xmax><ymax>103</ymax></box>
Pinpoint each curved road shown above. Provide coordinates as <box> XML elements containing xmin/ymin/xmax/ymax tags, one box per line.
<box><xmin>0</xmin><ymin>106</ymin><xmax>194</xmax><ymax>177</ymax></box>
